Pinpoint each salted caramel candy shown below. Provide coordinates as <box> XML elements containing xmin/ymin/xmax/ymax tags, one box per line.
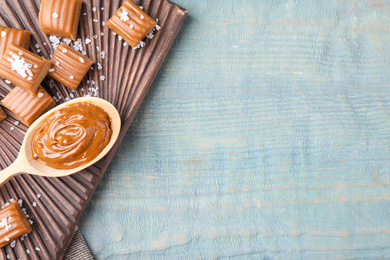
<box><xmin>39</xmin><ymin>0</ymin><xmax>83</xmax><ymax>40</ymax></box>
<box><xmin>0</xmin><ymin>107</ymin><xmax>6</xmax><ymax>122</ymax></box>
<box><xmin>106</xmin><ymin>0</ymin><xmax>157</xmax><ymax>48</ymax></box>
<box><xmin>1</xmin><ymin>86</ymin><xmax>56</xmax><ymax>127</ymax></box>
<box><xmin>0</xmin><ymin>27</ymin><xmax>31</xmax><ymax>60</ymax></box>
<box><xmin>0</xmin><ymin>44</ymin><xmax>52</xmax><ymax>94</ymax></box>
<box><xmin>0</xmin><ymin>201</ymin><xmax>32</xmax><ymax>249</ymax></box>
<box><xmin>49</xmin><ymin>43</ymin><xmax>94</xmax><ymax>90</ymax></box>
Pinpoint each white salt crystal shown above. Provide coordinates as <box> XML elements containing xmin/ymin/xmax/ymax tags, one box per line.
<box><xmin>52</xmin><ymin>12</ymin><xmax>59</xmax><ymax>18</ymax></box>
<box><xmin>1</xmin><ymin>31</ymin><xmax>6</xmax><ymax>38</ymax></box>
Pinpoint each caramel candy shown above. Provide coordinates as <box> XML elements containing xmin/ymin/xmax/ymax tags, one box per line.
<box><xmin>0</xmin><ymin>27</ymin><xmax>31</xmax><ymax>60</ymax></box>
<box><xmin>0</xmin><ymin>107</ymin><xmax>6</xmax><ymax>122</ymax></box>
<box><xmin>0</xmin><ymin>44</ymin><xmax>52</xmax><ymax>94</ymax></box>
<box><xmin>1</xmin><ymin>86</ymin><xmax>56</xmax><ymax>127</ymax></box>
<box><xmin>49</xmin><ymin>43</ymin><xmax>94</xmax><ymax>90</ymax></box>
<box><xmin>106</xmin><ymin>0</ymin><xmax>157</xmax><ymax>48</ymax></box>
<box><xmin>0</xmin><ymin>201</ymin><xmax>32</xmax><ymax>249</ymax></box>
<box><xmin>39</xmin><ymin>0</ymin><xmax>83</xmax><ymax>40</ymax></box>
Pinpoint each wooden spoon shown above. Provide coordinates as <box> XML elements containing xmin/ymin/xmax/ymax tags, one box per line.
<box><xmin>0</xmin><ymin>97</ymin><xmax>121</xmax><ymax>185</ymax></box>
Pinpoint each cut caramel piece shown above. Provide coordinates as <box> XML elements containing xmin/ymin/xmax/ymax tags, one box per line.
<box><xmin>1</xmin><ymin>86</ymin><xmax>56</xmax><ymax>127</ymax></box>
<box><xmin>0</xmin><ymin>107</ymin><xmax>6</xmax><ymax>122</ymax></box>
<box><xmin>0</xmin><ymin>44</ymin><xmax>52</xmax><ymax>94</ymax></box>
<box><xmin>49</xmin><ymin>43</ymin><xmax>94</xmax><ymax>90</ymax></box>
<box><xmin>0</xmin><ymin>201</ymin><xmax>32</xmax><ymax>249</ymax></box>
<box><xmin>39</xmin><ymin>0</ymin><xmax>83</xmax><ymax>40</ymax></box>
<box><xmin>0</xmin><ymin>27</ymin><xmax>31</xmax><ymax>60</ymax></box>
<box><xmin>106</xmin><ymin>0</ymin><xmax>157</xmax><ymax>48</ymax></box>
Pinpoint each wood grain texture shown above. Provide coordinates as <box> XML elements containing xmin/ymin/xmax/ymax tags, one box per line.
<box><xmin>0</xmin><ymin>0</ymin><xmax>186</xmax><ymax>259</ymax></box>
<box><xmin>78</xmin><ymin>0</ymin><xmax>390</xmax><ymax>259</ymax></box>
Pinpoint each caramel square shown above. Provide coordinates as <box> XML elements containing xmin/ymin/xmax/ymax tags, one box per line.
<box><xmin>1</xmin><ymin>86</ymin><xmax>56</xmax><ymax>127</ymax></box>
<box><xmin>49</xmin><ymin>43</ymin><xmax>94</xmax><ymax>90</ymax></box>
<box><xmin>0</xmin><ymin>201</ymin><xmax>32</xmax><ymax>249</ymax></box>
<box><xmin>39</xmin><ymin>0</ymin><xmax>83</xmax><ymax>40</ymax></box>
<box><xmin>0</xmin><ymin>27</ymin><xmax>31</xmax><ymax>60</ymax></box>
<box><xmin>0</xmin><ymin>44</ymin><xmax>52</xmax><ymax>95</ymax></box>
<box><xmin>106</xmin><ymin>0</ymin><xmax>157</xmax><ymax>48</ymax></box>
<box><xmin>0</xmin><ymin>107</ymin><xmax>6</xmax><ymax>122</ymax></box>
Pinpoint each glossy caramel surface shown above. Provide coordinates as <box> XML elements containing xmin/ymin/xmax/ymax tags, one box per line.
<box><xmin>49</xmin><ymin>43</ymin><xmax>94</xmax><ymax>90</ymax></box>
<box><xmin>1</xmin><ymin>86</ymin><xmax>56</xmax><ymax>127</ymax></box>
<box><xmin>39</xmin><ymin>0</ymin><xmax>82</xmax><ymax>40</ymax></box>
<box><xmin>32</xmin><ymin>102</ymin><xmax>112</xmax><ymax>169</ymax></box>
<box><xmin>0</xmin><ymin>201</ymin><xmax>32</xmax><ymax>249</ymax></box>
<box><xmin>0</xmin><ymin>27</ymin><xmax>31</xmax><ymax>60</ymax></box>
<box><xmin>106</xmin><ymin>0</ymin><xmax>157</xmax><ymax>47</ymax></box>
<box><xmin>0</xmin><ymin>44</ymin><xmax>52</xmax><ymax>94</ymax></box>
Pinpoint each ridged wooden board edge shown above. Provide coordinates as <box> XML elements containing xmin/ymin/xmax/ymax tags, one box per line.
<box><xmin>0</xmin><ymin>0</ymin><xmax>187</xmax><ymax>259</ymax></box>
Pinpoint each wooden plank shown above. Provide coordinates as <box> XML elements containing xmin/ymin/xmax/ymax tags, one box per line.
<box><xmin>80</xmin><ymin>0</ymin><xmax>390</xmax><ymax>259</ymax></box>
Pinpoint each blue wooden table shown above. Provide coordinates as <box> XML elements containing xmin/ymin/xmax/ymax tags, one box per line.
<box><xmin>78</xmin><ymin>0</ymin><xmax>390</xmax><ymax>258</ymax></box>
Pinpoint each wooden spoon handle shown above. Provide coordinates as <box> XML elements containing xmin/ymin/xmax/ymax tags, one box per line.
<box><xmin>0</xmin><ymin>160</ymin><xmax>25</xmax><ymax>186</ymax></box>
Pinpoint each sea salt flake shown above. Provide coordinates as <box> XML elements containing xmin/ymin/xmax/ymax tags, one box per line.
<box><xmin>155</xmin><ymin>24</ymin><xmax>161</xmax><ymax>31</ymax></box>
<box><xmin>63</xmin><ymin>38</ymin><xmax>71</xmax><ymax>45</ymax></box>
<box><xmin>101</xmin><ymin>32</ymin><xmax>104</xmax><ymax>36</ymax></box>
<box><xmin>37</xmin><ymin>194</ymin><xmax>41</xmax><ymax>199</ymax></box>
<box><xmin>35</xmin><ymin>43</ymin><xmax>39</xmax><ymax>48</ymax></box>
<box><xmin>123</xmin><ymin>42</ymin><xmax>127</xmax><ymax>47</ymax></box>
<box><xmin>93</xmin><ymin>35</ymin><xmax>98</xmax><ymax>39</ymax></box>
<box><xmin>92</xmin><ymin>7</ymin><xmax>97</xmax><ymax>12</ymax></box>
<box><xmin>19</xmin><ymin>51</ymin><xmax>23</xmax><ymax>55</ymax></box>
<box><xmin>79</xmin><ymin>57</ymin><xmax>84</xmax><ymax>63</ymax></box>
<box><xmin>65</xmin><ymin>97</ymin><xmax>70</xmax><ymax>101</ymax></box>
<box><xmin>139</xmin><ymin>6</ymin><xmax>143</xmax><ymax>10</ymax></box>
<box><xmin>49</xmin><ymin>68</ymin><xmax>55</xmax><ymax>72</ymax></box>
<box><xmin>27</xmin><ymin>76</ymin><xmax>32</xmax><ymax>81</ymax></box>
<box><xmin>81</xmin><ymin>51</ymin><xmax>86</xmax><ymax>55</ymax></box>
<box><xmin>85</xmin><ymin>38</ymin><xmax>91</xmax><ymax>44</ymax></box>
<box><xmin>119</xmin><ymin>9</ymin><xmax>129</xmax><ymax>22</ymax></box>
<box><xmin>34</xmin><ymin>65</ymin><xmax>38</xmax><ymax>68</ymax></box>
<box><xmin>93</xmin><ymin>19</ymin><xmax>98</xmax><ymax>22</ymax></box>
<box><xmin>7</xmin><ymin>54</ymin><xmax>33</xmax><ymax>78</ymax></box>
<box><xmin>52</xmin><ymin>12</ymin><xmax>59</xmax><ymax>18</ymax></box>
<box><xmin>10</xmin><ymin>127</ymin><xmax>14</xmax><ymax>131</ymax></box>
<box><xmin>130</xmin><ymin>24</ymin><xmax>134</xmax><ymax>29</ymax></box>
<box><xmin>10</xmin><ymin>240</ymin><xmax>15</xmax><ymax>248</ymax></box>
<box><xmin>70</xmin><ymin>75</ymin><xmax>74</xmax><ymax>79</ymax></box>
<box><xmin>101</xmin><ymin>7</ymin><xmax>104</xmax><ymax>10</ymax></box>
<box><xmin>35</xmin><ymin>247</ymin><xmax>40</xmax><ymax>251</ymax></box>
<box><xmin>146</xmin><ymin>31</ymin><xmax>154</xmax><ymax>39</ymax></box>
<box><xmin>37</xmin><ymin>49</ymin><xmax>41</xmax><ymax>53</ymax></box>
<box><xmin>118</xmin><ymin>36</ymin><xmax>122</xmax><ymax>41</ymax></box>
<box><xmin>14</xmin><ymin>121</ymin><xmax>19</xmax><ymax>125</ymax></box>
<box><xmin>140</xmin><ymin>14</ymin><xmax>144</xmax><ymax>19</ymax></box>
<box><xmin>37</xmin><ymin>92</ymin><xmax>43</xmax><ymax>98</ymax></box>
<box><xmin>97</xmin><ymin>63</ymin><xmax>102</xmax><ymax>70</ymax></box>
<box><xmin>102</xmin><ymin>21</ymin><xmax>105</xmax><ymax>26</ymax></box>
<box><xmin>1</xmin><ymin>31</ymin><xmax>6</xmax><ymax>38</ymax></box>
<box><xmin>4</xmin><ymin>237</ymin><xmax>9</xmax><ymax>241</ymax></box>
<box><xmin>56</xmin><ymin>61</ymin><xmax>60</xmax><ymax>66</ymax></box>
<box><xmin>100</xmin><ymin>75</ymin><xmax>105</xmax><ymax>81</ymax></box>
<box><xmin>5</xmin><ymin>80</ymin><xmax>11</xmax><ymax>84</ymax></box>
<box><xmin>49</xmin><ymin>35</ymin><xmax>61</xmax><ymax>50</ymax></box>
<box><xmin>26</xmin><ymin>249</ymin><xmax>30</xmax><ymax>254</ymax></box>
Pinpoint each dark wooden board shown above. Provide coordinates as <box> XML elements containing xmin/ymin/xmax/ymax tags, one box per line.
<box><xmin>0</xmin><ymin>0</ymin><xmax>187</xmax><ymax>259</ymax></box>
